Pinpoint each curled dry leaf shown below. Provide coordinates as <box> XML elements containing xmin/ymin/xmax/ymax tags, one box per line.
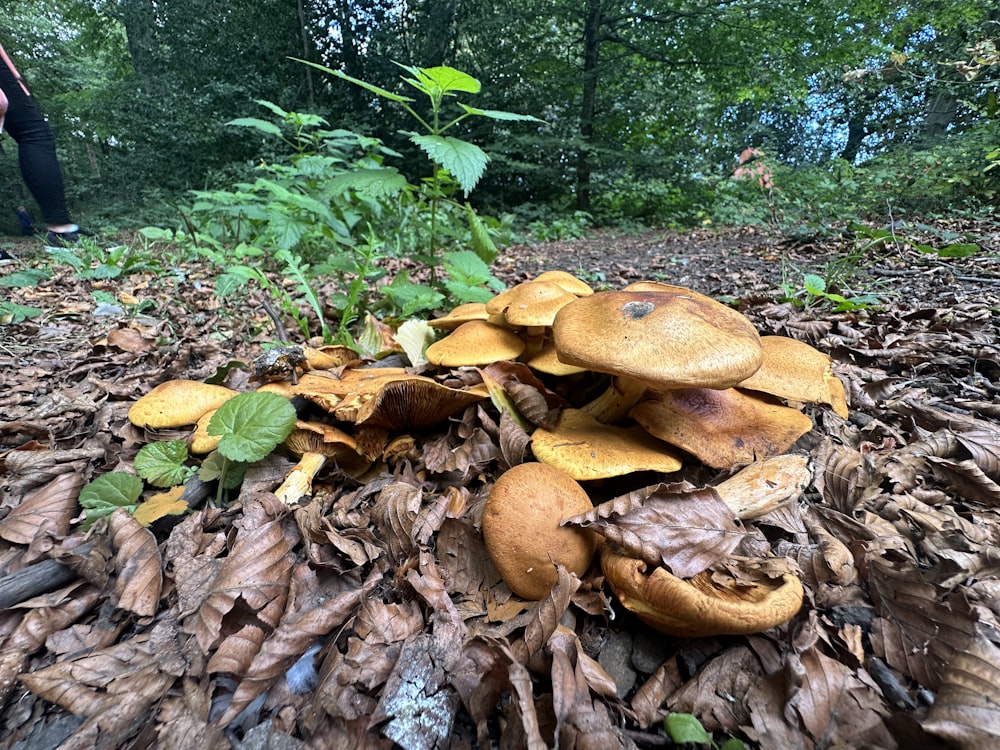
<box><xmin>0</xmin><ymin>469</ymin><xmax>84</xmax><ymax>548</ymax></box>
<box><xmin>371</xmin><ymin>482</ymin><xmax>422</xmax><ymax>566</ymax></box>
<box><xmin>564</xmin><ymin>483</ymin><xmax>744</xmax><ymax>578</ymax></box>
<box><xmin>109</xmin><ymin>508</ymin><xmax>162</xmax><ymax>619</ymax></box>
<box><xmin>922</xmin><ymin>634</ymin><xmax>1000</xmax><ymax>748</ymax></box>
<box><xmin>928</xmin><ymin>456</ymin><xmax>1000</xmax><ymax>507</ymax></box>
<box><xmin>510</xmin><ymin>564</ymin><xmax>580</xmax><ymax>670</ymax></box>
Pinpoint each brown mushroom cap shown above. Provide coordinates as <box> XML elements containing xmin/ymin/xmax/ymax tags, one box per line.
<box><xmin>629</xmin><ymin>387</ymin><xmax>813</xmax><ymax>469</ymax></box>
<box><xmin>523</xmin><ymin>339</ymin><xmax>589</xmax><ymax>376</ymax></box>
<box><xmin>486</xmin><ymin>280</ymin><xmax>580</xmax><ymax>329</ymax></box>
<box><xmin>531</xmin><ymin>408</ymin><xmax>683</xmax><ymax>480</ymax></box>
<box><xmin>533</xmin><ymin>270</ymin><xmax>595</xmax><ymax>296</ymax></box>
<box><xmin>601</xmin><ymin>545</ymin><xmax>804</xmax><ymax>636</ymax></box>
<box><xmin>482</xmin><ymin>462</ymin><xmax>598</xmax><ymax>599</ymax></box>
<box><xmin>275</xmin><ymin>420</ymin><xmax>371</xmax><ymax>504</ymax></box>
<box><xmin>738</xmin><ymin>335</ymin><xmax>849</xmax><ymax>418</ymax></box>
<box><xmin>427</xmin><ymin>302</ymin><xmax>490</xmax><ymax>331</ymax></box>
<box><xmin>128</xmin><ymin>380</ymin><xmax>238</xmax><ymax>429</ymax></box>
<box><xmin>425</xmin><ymin>320</ymin><xmax>526</xmax><ymax>366</ymax></box>
<box><xmin>552</xmin><ymin>289</ymin><xmax>763</xmax><ymax>391</ymax></box>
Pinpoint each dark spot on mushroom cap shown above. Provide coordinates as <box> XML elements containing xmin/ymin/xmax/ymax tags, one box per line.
<box><xmin>621</xmin><ymin>300</ymin><xmax>655</xmax><ymax>320</ymax></box>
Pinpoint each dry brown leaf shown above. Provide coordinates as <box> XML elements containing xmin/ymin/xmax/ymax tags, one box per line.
<box><xmin>18</xmin><ymin>618</ymin><xmax>185</xmax><ymax>741</ymax></box>
<box><xmin>565</xmin><ymin>483</ymin><xmax>744</xmax><ymax>578</ymax></box>
<box><xmin>955</xmin><ymin>429</ymin><xmax>1000</xmax><ymax>480</ymax></box>
<box><xmin>812</xmin><ymin>437</ymin><xmax>872</xmax><ymax>514</ymax></box>
<box><xmin>868</xmin><ymin>557</ymin><xmax>978</xmax><ymax>690</ymax></box>
<box><xmin>187</xmin><ymin>514</ymin><xmax>293</xmax><ymax>654</ymax></box>
<box><xmin>371</xmin><ymin>481</ymin><xmax>422</xmax><ymax>565</ymax></box>
<box><xmin>109</xmin><ymin>508</ymin><xmax>162</xmax><ymax>619</ymax></box>
<box><xmin>498</xmin><ymin>408</ymin><xmax>533</xmax><ymax>470</ymax></box>
<box><xmin>0</xmin><ymin>469</ymin><xmax>83</xmax><ymax>551</ymax></box>
<box><xmin>922</xmin><ymin>634</ymin><xmax>1000</xmax><ymax>749</ymax></box>
<box><xmin>216</xmin><ymin>568</ymin><xmax>374</xmax><ymax>726</ymax></box>
<box><xmin>511</xmin><ymin>564</ymin><xmax>580</xmax><ymax>670</ymax></box>
<box><xmin>669</xmin><ymin>645</ymin><xmax>763</xmax><ymax>733</ymax></box>
<box><xmin>928</xmin><ymin>456</ymin><xmax>1000</xmax><ymax>507</ymax></box>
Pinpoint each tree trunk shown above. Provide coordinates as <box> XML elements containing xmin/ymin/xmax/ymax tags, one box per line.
<box><xmin>110</xmin><ymin>0</ymin><xmax>167</xmax><ymax>96</ymax></box>
<box><xmin>840</xmin><ymin>114</ymin><xmax>866</xmax><ymax>163</ymax></box>
<box><xmin>296</xmin><ymin>0</ymin><xmax>316</xmax><ymax>110</ymax></box>
<box><xmin>576</xmin><ymin>0</ymin><xmax>602</xmax><ymax>213</ymax></box>
<box><xmin>923</xmin><ymin>91</ymin><xmax>957</xmax><ymax>140</ymax></box>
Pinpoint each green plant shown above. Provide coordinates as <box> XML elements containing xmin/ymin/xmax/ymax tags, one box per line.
<box><xmin>663</xmin><ymin>712</ymin><xmax>746</xmax><ymax>750</ymax></box>
<box><xmin>301</xmin><ymin>60</ymin><xmax>541</xmax><ymax>275</ymax></box>
<box><xmin>78</xmin><ymin>391</ymin><xmax>297</xmax><ymax>527</ymax></box>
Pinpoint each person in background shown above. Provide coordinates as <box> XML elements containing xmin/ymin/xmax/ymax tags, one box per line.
<box><xmin>0</xmin><ymin>40</ymin><xmax>90</xmax><ymax>246</ymax></box>
<box><xmin>14</xmin><ymin>205</ymin><xmax>34</xmax><ymax>235</ymax></box>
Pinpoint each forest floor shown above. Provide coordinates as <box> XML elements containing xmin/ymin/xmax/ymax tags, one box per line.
<box><xmin>1</xmin><ymin>218</ymin><xmax>1000</xmax><ymax>749</ymax></box>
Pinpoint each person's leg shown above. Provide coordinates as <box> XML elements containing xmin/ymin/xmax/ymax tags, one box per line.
<box><xmin>0</xmin><ymin>59</ymin><xmax>74</xmax><ymax>230</ymax></box>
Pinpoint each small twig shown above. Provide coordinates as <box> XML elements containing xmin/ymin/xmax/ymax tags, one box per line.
<box><xmin>0</xmin><ymin>558</ymin><xmax>78</xmax><ymax>610</ymax></box>
<box><xmin>259</xmin><ymin>293</ymin><xmax>291</xmax><ymax>343</ymax></box>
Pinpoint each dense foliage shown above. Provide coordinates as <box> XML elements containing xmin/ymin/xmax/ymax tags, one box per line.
<box><xmin>0</xmin><ymin>0</ymin><xmax>996</xmax><ymax>236</ymax></box>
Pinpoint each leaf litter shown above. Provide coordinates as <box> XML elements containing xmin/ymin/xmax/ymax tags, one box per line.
<box><xmin>1</xmin><ymin>221</ymin><xmax>1000</xmax><ymax>748</ymax></box>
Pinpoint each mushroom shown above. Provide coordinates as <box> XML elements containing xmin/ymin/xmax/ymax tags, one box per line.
<box><xmin>274</xmin><ymin>420</ymin><xmax>371</xmax><ymax>505</ymax></box>
<box><xmin>600</xmin><ymin>545</ymin><xmax>804</xmax><ymax>636</ymax></box>
<box><xmin>737</xmin><ymin>335</ymin><xmax>849</xmax><ymax>418</ymax></box>
<box><xmin>128</xmin><ymin>380</ymin><xmax>238</xmax><ymax>429</ymax></box>
<box><xmin>482</xmin><ymin>462</ymin><xmax>599</xmax><ymax>600</ymax></box>
<box><xmin>532</xmin><ymin>270</ymin><xmax>595</xmax><ymax>297</ymax></box>
<box><xmin>523</xmin><ymin>339</ymin><xmax>588</xmax><ymax>377</ymax></box>
<box><xmin>427</xmin><ymin>302</ymin><xmax>490</xmax><ymax>331</ymax></box>
<box><xmin>531</xmin><ymin>408</ymin><xmax>683</xmax><ymax>480</ymax></box>
<box><xmin>629</xmin><ymin>387</ymin><xmax>813</xmax><ymax>469</ymax></box>
<box><xmin>552</xmin><ymin>288</ymin><xmax>763</xmax><ymax>422</ymax></box>
<box><xmin>713</xmin><ymin>453</ymin><xmax>812</xmax><ymax>519</ymax></box>
<box><xmin>425</xmin><ymin>320</ymin><xmax>526</xmax><ymax>366</ymax></box>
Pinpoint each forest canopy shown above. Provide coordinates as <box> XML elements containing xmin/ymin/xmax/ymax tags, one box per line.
<box><xmin>1</xmin><ymin>0</ymin><xmax>997</xmax><ymax>234</ymax></box>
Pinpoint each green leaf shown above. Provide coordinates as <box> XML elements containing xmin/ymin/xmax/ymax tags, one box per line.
<box><xmin>207</xmin><ymin>391</ymin><xmax>297</xmax><ymax>463</ymax></box>
<box><xmin>227</xmin><ymin>117</ymin><xmax>284</xmax><ymax>137</ymax></box>
<box><xmin>134</xmin><ymin>440</ymin><xmax>194</xmax><ymax>488</ymax></box>
<box><xmin>457</xmin><ymin>103</ymin><xmax>543</xmax><ymax>122</ymax></box>
<box><xmin>0</xmin><ymin>268</ymin><xmax>49</xmax><ymax>287</ymax></box>
<box><xmin>410</xmin><ymin>135</ymin><xmax>488</xmax><ymax>195</ymax></box>
<box><xmin>720</xmin><ymin>739</ymin><xmax>748</xmax><ymax>750</ymax></box>
<box><xmin>443</xmin><ymin>250</ymin><xmax>493</xmax><ymax>286</ymax></box>
<box><xmin>933</xmin><ymin>242</ymin><xmax>979</xmax><ymax>258</ymax></box>
<box><xmin>802</xmin><ymin>273</ymin><xmax>827</xmax><ymax>295</ymax></box>
<box><xmin>382</xmin><ymin>280</ymin><xmax>446</xmax><ymax>318</ymax></box>
<box><xmin>295</xmin><ymin>58</ymin><xmax>415</xmax><ymax>104</ymax></box>
<box><xmin>326</xmin><ymin>168</ymin><xmax>408</xmax><ymax>197</ymax></box>
<box><xmin>198</xmin><ymin>450</ymin><xmax>248</xmax><ymax>489</ymax></box>
<box><xmin>466</xmin><ymin>204</ymin><xmax>498</xmax><ymax>263</ymax></box>
<box><xmin>78</xmin><ymin>472</ymin><xmax>144</xmax><ymax>527</ymax></box>
<box><xmin>663</xmin><ymin>713</ymin><xmax>712</xmax><ymax>744</ymax></box>
<box><xmin>395</xmin><ymin>320</ymin><xmax>434</xmax><ymax>368</ymax></box>
<box><xmin>413</xmin><ymin>66</ymin><xmax>481</xmax><ymax>95</ymax></box>
<box><xmin>443</xmin><ymin>280</ymin><xmax>495</xmax><ymax>304</ymax></box>
<box><xmin>0</xmin><ymin>302</ymin><xmax>44</xmax><ymax>324</ymax></box>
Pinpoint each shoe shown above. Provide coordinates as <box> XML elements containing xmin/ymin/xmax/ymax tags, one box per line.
<box><xmin>45</xmin><ymin>226</ymin><xmax>94</xmax><ymax>247</ymax></box>
<box><xmin>0</xmin><ymin>248</ymin><xmax>14</xmax><ymax>265</ymax></box>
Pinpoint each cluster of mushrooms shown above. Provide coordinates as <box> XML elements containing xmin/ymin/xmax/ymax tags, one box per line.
<box><xmin>128</xmin><ymin>270</ymin><xmax>848</xmax><ymax>638</ymax></box>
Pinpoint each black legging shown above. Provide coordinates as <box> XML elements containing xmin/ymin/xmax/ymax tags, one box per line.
<box><xmin>0</xmin><ymin>47</ymin><xmax>71</xmax><ymax>226</ymax></box>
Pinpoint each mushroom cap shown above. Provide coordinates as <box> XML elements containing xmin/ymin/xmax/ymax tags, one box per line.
<box><xmin>128</xmin><ymin>380</ymin><xmax>238</xmax><ymax>428</ymax></box>
<box><xmin>533</xmin><ymin>270</ymin><xmax>595</xmax><ymax>296</ymax></box>
<box><xmin>552</xmin><ymin>289</ymin><xmax>763</xmax><ymax>390</ymax></box>
<box><xmin>738</xmin><ymin>336</ymin><xmax>848</xmax><ymax>418</ymax></box>
<box><xmin>629</xmin><ymin>387</ymin><xmax>813</xmax><ymax>469</ymax></box>
<box><xmin>486</xmin><ymin>280</ymin><xmax>580</xmax><ymax>328</ymax></box>
<box><xmin>482</xmin><ymin>462</ymin><xmax>598</xmax><ymax>599</ymax></box>
<box><xmin>601</xmin><ymin>546</ymin><xmax>804</xmax><ymax>636</ymax></box>
<box><xmin>427</xmin><ymin>302</ymin><xmax>490</xmax><ymax>331</ymax></box>
<box><xmin>425</xmin><ymin>320</ymin><xmax>526</xmax><ymax>366</ymax></box>
<box><xmin>190</xmin><ymin>409</ymin><xmax>222</xmax><ymax>454</ymax></box>
<box><xmin>531</xmin><ymin>408</ymin><xmax>683</xmax><ymax>480</ymax></box>
<box><xmin>523</xmin><ymin>339</ymin><xmax>589</xmax><ymax>376</ymax></box>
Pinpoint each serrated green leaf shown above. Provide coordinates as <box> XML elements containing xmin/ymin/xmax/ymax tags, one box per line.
<box><xmin>326</xmin><ymin>168</ymin><xmax>408</xmax><ymax>197</ymax></box>
<box><xmin>198</xmin><ymin>450</ymin><xmax>248</xmax><ymax>489</ymax></box>
<box><xmin>227</xmin><ymin>117</ymin><xmax>284</xmax><ymax>137</ymax></box>
<box><xmin>414</xmin><ymin>66</ymin><xmax>481</xmax><ymax>95</ymax></box>
<box><xmin>934</xmin><ymin>242</ymin><xmax>978</xmax><ymax>258</ymax></box>
<box><xmin>443</xmin><ymin>280</ymin><xmax>495</xmax><ymax>305</ymax></box>
<box><xmin>382</xmin><ymin>281</ymin><xmax>446</xmax><ymax>318</ymax></box>
<box><xmin>465</xmin><ymin>204</ymin><xmax>498</xmax><ymax>263</ymax></box>
<box><xmin>457</xmin><ymin>103</ymin><xmax>543</xmax><ymax>122</ymax></box>
<box><xmin>663</xmin><ymin>713</ymin><xmax>712</xmax><ymax>744</ymax></box>
<box><xmin>207</xmin><ymin>391</ymin><xmax>297</xmax><ymax>462</ymax></box>
<box><xmin>134</xmin><ymin>440</ymin><xmax>193</xmax><ymax>488</ymax></box>
<box><xmin>78</xmin><ymin>472</ymin><xmax>144</xmax><ymax>527</ymax></box>
<box><xmin>443</xmin><ymin>250</ymin><xmax>493</xmax><ymax>286</ymax></box>
<box><xmin>214</xmin><ymin>272</ymin><xmax>248</xmax><ymax>298</ymax></box>
<box><xmin>410</xmin><ymin>135</ymin><xmax>488</xmax><ymax>195</ymax></box>
<box><xmin>0</xmin><ymin>269</ymin><xmax>49</xmax><ymax>288</ymax></box>
<box><xmin>803</xmin><ymin>273</ymin><xmax>827</xmax><ymax>295</ymax></box>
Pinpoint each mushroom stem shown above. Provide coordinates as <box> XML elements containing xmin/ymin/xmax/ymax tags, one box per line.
<box><xmin>581</xmin><ymin>375</ymin><xmax>648</xmax><ymax>423</ymax></box>
<box><xmin>275</xmin><ymin>452</ymin><xmax>328</xmax><ymax>505</ymax></box>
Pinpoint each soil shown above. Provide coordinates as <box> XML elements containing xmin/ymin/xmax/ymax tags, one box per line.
<box><xmin>2</xmin><ymin>218</ymin><xmax>1000</xmax><ymax>748</ymax></box>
